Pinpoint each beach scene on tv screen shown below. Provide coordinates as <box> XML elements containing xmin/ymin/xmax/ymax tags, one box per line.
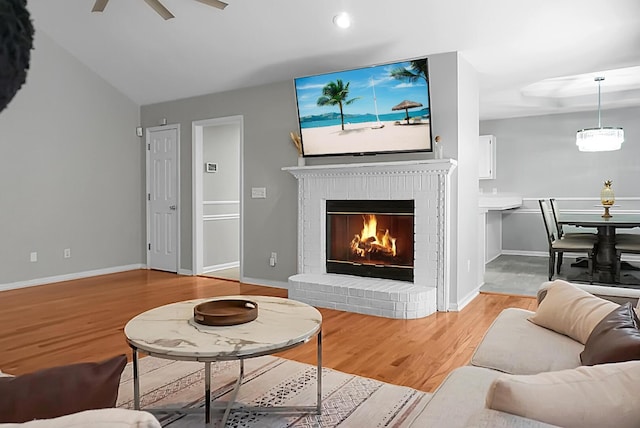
<box><xmin>295</xmin><ymin>58</ymin><xmax>431</xmax><ymax>156</ymax></box>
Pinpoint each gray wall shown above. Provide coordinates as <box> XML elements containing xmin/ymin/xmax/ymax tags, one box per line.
<box><xmin>141</xmin><ymin>82</ymin><xmax>301</xmax><ymax>283</ymax></box>
<box><xmin>141</xmin><ymin>51</ymin><xmax>480</xmax><ymax>308</ymax></box>
<box><xmin>480</xmin><ymin>106</ymin><xmax>640</xmax><ymax>254</ymax></box>
<box><xmin>0</xmin><ymin>31</ymin><xmax>143</xmax><ymax>287</ymax></box>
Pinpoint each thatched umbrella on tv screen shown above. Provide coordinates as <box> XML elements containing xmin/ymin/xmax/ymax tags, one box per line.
<box><xmin>392</xmin><ymin>100</ymin><xmax>423</xmax><ymax>124</ymax></box>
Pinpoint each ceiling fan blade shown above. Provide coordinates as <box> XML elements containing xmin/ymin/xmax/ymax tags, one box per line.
<box><xmin>91</xmin><ymin>0</ymin><xmax>109</xmax><ymax>12</ymax></box>
<box><xmin>195</xmin><ymin>0</ymin><xmax>229</xmax><ymax>10</ymax></box>
<box><xmin>143</xmin><ymin>0</ymin><xmax>175</xmax><ymax>20</ymax></box>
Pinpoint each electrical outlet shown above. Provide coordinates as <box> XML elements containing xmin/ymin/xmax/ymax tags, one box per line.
<box><xmin>64</xmin><ymin>248</ymin><xmax>71</xmax><ymax>259</ymax></box>
<box><xmin>30</xmin><ymin>252</ymin><xmax>37</xmax><ymax>262</ymax></box>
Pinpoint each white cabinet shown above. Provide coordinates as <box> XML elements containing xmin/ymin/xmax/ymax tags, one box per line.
<box><xmin>479</xmin><ymin>135</ymin><xmax>496</xmax><ymax>180</ymax></box>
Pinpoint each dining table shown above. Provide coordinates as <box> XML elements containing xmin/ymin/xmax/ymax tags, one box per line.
<box><xmin>558</xmin><ymin>213</ymin><xmax>640</xmax><ymax>283</ymax></box>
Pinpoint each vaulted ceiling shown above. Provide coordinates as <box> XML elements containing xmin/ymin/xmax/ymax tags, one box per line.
<box><xmin>28</xmin><ymin>0</ymin><xmax>640</xmax><ymax>119</ymax></box>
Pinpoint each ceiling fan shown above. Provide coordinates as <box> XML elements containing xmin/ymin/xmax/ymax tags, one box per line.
<box><xmin>91</xmin><ymin>0</ymin><xmax>228</xmax><ymax>20</ymax></box>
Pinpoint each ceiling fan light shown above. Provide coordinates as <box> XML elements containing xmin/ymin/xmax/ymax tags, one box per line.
<box><xmin>576</xmin><ymin>127</ymin><xmax>624</xmax><ymax>152</ymax></box>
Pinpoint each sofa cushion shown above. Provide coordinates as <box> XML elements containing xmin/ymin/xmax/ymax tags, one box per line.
<box><xmin>404</xmin><ymin>366</ymin><xmax>502</xmax><ymax>428</ymax></box>
<box><xmin>581</xmin><ymin>302</ymin><xmax>640</xmax><ymax>365</ymax></box>
<box><xmin>537</xmin><ymin>281</ymin><xmax>640</xmax><ymax>306</ymax></box>
<box><xmin>0</xmin><ymin>355</ymin><xmax>127</xmax><ymax>423</ymax></box>
<box><xmin>471</xmin><ymin>308</ymin><xmax>582</xmax><ymax>374</ymax></box>
<box><xmin>0</xmin><ymin>408</ymin><xmax>161</xmax><ymax>428</ymax></box>
<box><xmin>485</xmin><ymin>360</ymin><xmax>640</xmax><ymax>428</ymax></box>
<box><xmin>529</xmin><ymin>280</ymin><xmax>617</xmax><ymax>344</ymax></box>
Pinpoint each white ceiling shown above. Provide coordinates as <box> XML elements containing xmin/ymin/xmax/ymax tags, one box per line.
<box><xmin>28</xmin><ymin>0</ymin><xmax>640</xmax><ymax>120</ymax></box>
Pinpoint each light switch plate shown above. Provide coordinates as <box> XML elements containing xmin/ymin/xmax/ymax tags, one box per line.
<box><xmin>251</xmin><ymin>187</ymin><xmax>266</xmax><ymax>199</ymax></box>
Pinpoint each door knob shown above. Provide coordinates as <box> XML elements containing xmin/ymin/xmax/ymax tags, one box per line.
<box><xmin>169</xmin><ymin>205</ymin><xmax>177</xmax><ymax>210</ymax></box>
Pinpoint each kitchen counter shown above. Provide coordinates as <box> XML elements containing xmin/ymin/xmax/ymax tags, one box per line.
<box><xmin>478</xmin><ymin>194</ymin><xmax>523</xmax><ymax>270</ymax></box>
<box><xmin>479</xmin><ymin>194</ymin><xmax>523</xmax><ymax>210</ymax></box>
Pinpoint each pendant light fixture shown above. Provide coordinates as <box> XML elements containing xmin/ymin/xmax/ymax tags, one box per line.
<box><xmin>576</xmin><ymin>77</ymin><xmax>624</xmax><ymax>152</ymax></box>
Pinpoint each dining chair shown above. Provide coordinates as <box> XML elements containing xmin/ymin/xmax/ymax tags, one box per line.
<box><xmin>539</xmin><ymin>199</ymin><xmax>597</xmax><ymax>282</ymax></box>
<box><xmin>615</xmin><ymin>238</ymin><xmax>640</xmax><ymax>283</ymax></box>
<box><xmin>549</xmin><ymin>198</ymin><xmax>597</xmax><ymax>240</ymax></box>
<box><xmin>615</xmin><ymin>233</ymin><xmax>640</xmax><ymax>244</ymax></box>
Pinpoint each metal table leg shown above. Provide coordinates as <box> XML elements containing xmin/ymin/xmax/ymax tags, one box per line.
<box><xmin>317</xmin><ymin>329</ymin><xmax>322</xmax><ymax>414</ymax></box>
<box><xmin>220</xmin><ymin>360</ymin><xmax>245</xmax><ymax>426</ymax></box>
<box><xmin>132</xmin><ymin>347</ymin><xmax>140</xmax><ymax>410</ymax></box>
<box><xmin>205</xmin><ymin>361</ymin><xmax>211</xmax><ymax>425</ymax></box>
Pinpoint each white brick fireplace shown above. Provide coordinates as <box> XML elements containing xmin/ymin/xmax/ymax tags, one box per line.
<box><xmin>283</xmin><ymin>159</ymin><xmax>456</xmax><ymax>319</ymax></box>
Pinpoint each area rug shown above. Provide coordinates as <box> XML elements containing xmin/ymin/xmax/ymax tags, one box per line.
<box><xmin>117</xmin><ymin>355</ymin><xmax>431</xmax><ymax>427</ymax></box>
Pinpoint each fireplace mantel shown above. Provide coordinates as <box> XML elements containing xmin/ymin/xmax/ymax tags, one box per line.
<box><xmin>283</xmin><ymin>159</ymin><xmax>457</xmax><ymax>319</ymax></box>
<box><xmin>283</xmin><ymin>158</ymin><xmax>457</xmax><ymax>178</ymax></box>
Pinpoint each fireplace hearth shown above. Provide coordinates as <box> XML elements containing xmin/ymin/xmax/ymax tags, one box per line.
<box><xmin>326</xmin><ymin>200</ymin><xmax>414</xmax><ymax>282</ymax></box>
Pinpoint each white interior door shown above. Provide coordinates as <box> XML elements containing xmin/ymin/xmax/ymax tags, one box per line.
<box><xmin>147</xmin><ymin>125</ymin><xmax>179</xmax><ymax>272</ymax></box>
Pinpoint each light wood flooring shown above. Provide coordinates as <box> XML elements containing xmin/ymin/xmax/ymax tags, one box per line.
<box><xmin>0</xmin><ymin>270</ymin><xmax>536</xmax><ymax>392</ymax></box>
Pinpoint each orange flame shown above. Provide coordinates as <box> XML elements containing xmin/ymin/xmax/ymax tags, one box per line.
<box><xmin>350</xmin><ymin>215</ymin><xmax>397</xmax><ymax>258</ymax></box>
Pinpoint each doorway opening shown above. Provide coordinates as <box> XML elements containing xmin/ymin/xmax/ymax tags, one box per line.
<box><xmin>192</xmin><ymin>116</ymin><xmax>243</xmax><ymax>281</ymax></box>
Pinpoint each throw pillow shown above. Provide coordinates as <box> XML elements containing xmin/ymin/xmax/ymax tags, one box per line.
<box><xmin>0</xmin><ymin>354</ymin><xmax>127</xmax><ymax>423</ymax></box>
<box><xmin>486</xmin><ymin>360</ymin><xmax>640</xmax><ymax>428</ymax></box>
<box><xmin>528</xmin><ymin>280</ymin><xmax>617</xmax><ymax>344</ymax></box>
<box><xmin>581</xmin><ymin>302</ymin><xmax>640</xmax><ymax>365</ymax></box>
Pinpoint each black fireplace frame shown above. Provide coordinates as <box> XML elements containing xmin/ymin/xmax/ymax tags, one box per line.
<box><xmin>326</xmin><ymin>199</ymin><xmax>414</xmax><ymax>282</ymax></box>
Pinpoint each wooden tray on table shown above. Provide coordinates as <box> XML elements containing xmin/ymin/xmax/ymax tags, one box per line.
<box><xmin>193</xmin><ymin>299</ymin><xmax>258</xmax><ymax>326</ymax></box>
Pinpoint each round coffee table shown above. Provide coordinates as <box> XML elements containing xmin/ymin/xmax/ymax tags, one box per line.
<box><xmin>124</xmin><ymin>295</ymin><xmax>322</xmax><ymax>426</ymax></box>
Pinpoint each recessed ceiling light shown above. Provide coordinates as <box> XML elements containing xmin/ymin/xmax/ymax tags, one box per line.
<box><xmin>333</xmin><ymin>12</ymin><xmax>351</xmax><ymax>29</ymax></box>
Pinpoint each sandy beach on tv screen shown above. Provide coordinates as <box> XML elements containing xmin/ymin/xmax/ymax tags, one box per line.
<box><xmin>301</xmin><ymin>121</ymin><xmax>431</xmax><ymax>156</ymax></box>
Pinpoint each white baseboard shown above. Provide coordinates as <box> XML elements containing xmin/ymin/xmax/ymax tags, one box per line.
<box><xmin>178</xmin><ymin>268</ymin><xmax>194</xmax><ymax>276</ymax></box>
<box><xmin>501</xmin><ymin>250</ymin><xmax>547</xmax><ymax>258</ymax></box>
<box><xmin>204</xmin><ymin>261</ymin><xmax>239</xmax><ymax>273</ymax></box>
<box><xmin>0</xmin><ymin>264</ymin><xmax>145</xmax><ymax>292</ymax></box>
<box><xmin>485</xmin><ymin>253</ymin><xmax>501</xmax><ymax>264</ymax></box>
<box><xmin>449</xmin><ymin>286</ymin><xmax>480</xmax><ymax>312</ymax></box>
<box><xmin>241</xmin><ymin>276</ymin><xmax>289</xmax><ymax>290</ymax></box>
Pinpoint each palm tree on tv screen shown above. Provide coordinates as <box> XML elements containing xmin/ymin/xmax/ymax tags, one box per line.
<box><xmin>390</xmin><ymin>59</ymin><xmax>428</xmax><ymax>84</ymax></box>
<box><xmin>317</xmin><ymin>79</ymin><xmax>359</xmax><ymax>131</ymax></box>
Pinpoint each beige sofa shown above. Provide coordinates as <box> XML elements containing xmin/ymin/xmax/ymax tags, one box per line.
<box><xmin>0</xmin><ymin>409</ymin><xmax>160</xmax><ymax>428</ymax></box>
<box><xmin>405</xmin><ymin>281</ymin><xmax>640</xmax><ymax>427</ymax></box>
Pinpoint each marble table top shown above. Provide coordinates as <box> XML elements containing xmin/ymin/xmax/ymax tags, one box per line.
<box><xmin>124</xmin><ymin>295</ymin><xmax>322</xmax><ymax>360</ymax></box>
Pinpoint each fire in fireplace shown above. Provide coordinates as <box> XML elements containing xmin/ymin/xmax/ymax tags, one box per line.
<box><xmin>326</xmin><ymin>200</ymin><xmax>414</xmax><ymax>282</ymax></box>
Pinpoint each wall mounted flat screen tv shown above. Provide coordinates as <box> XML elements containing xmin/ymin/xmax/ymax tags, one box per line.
<box><xmin>294</xmin><ymin>56</ymin><xmax>432</xmax><ymax>157</ymax></box>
